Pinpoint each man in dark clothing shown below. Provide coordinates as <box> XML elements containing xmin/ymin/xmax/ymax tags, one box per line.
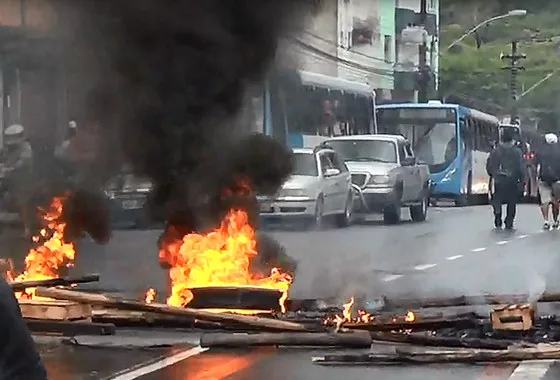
<box><xmin>486</xmin><ymin>128</ymin><xmax>526</xmax><ymax>230</ymax></box>
<box><xmin>0</xmin><ymin>277</ymin><xmax>48</xmax><ymax>379</ymax></box>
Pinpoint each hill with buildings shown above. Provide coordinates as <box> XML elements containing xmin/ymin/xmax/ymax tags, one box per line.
<box><xmin>439</xmin><ymin>0</ymin><xmax>560</xmax><ymax>130</ymax></box>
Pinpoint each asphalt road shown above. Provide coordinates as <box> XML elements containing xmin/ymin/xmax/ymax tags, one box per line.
<box><xmin>21</xmin><ymin>204</ymin><xmax>560</xmax><ymax>379</ymax></box>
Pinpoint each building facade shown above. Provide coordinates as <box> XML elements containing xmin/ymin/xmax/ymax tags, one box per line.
<box><xmin>294</xmin><ymin>0</ymin><xmax>396</xmax><ymax>100</ymax></box>
<box><xmin>393</xmin><ymin>0</ymin><xmax>439</xmax><ymax>102</ymax></box>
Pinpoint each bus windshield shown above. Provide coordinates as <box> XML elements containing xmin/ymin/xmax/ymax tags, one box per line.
<box><xmin>326</xmin><ymin>140</ymin><xmax>397</xmax><ymax>163</ymax></box>
<box><xmin>292</xmin><ymin>153</ymin><xmax>318</xmax><ymax>176</ymax></box>
<box><xmin>378</xmin><ymin>108</ymin><xmax>458</xmax><ymax>172</ymax></box>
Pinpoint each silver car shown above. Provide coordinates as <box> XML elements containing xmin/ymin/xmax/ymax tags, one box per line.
<box><xmin>259</xmin><ymin>147</ymin><xmax>353</xmax><ymax>228</ymax></box>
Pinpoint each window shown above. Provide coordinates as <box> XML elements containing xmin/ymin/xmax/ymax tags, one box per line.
<box><xmin>404</xmin><ymin>142</ymin><xmax>414</xmax><ymax>157</ymax></box>
<box><xmin>384</xmin><ymin>35</ymin><xmax>392</xmax><ymax>63</ymax></box>
<box><xmin>327</xmin><ymin>140</ymin><xmax>398</xmax><ymax>163</ymax></box>
<box><xmin>397</xmin><ymin>142</ymin><xmax>407</xmax><ymax>162</ymax></box>
<box><xmin>292</xmin><ymin>153</ymin><xmax>318</xmax><ymax>176</ymax></box>
<box><xmin>319</xmin><ymin>154</ymin><xmax>334</xmax><ymax>175</ymax></box>
<box><xmin>328</xmin><ymin>151</ymin><xmax>348</xmax><ymax>172</ymax></box>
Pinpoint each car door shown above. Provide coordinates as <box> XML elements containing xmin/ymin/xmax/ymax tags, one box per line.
<box><xmin>328</xmin><ymin>151</ymin><xmax>351</xmax><ymax>212</ymax></box>
<box><xmin>397</xmin><ymin>141</ymin><xmax>413</xmax><ymax>201</ymax></box>
<box><xmin>405</xmin><ymin>142</ymin><xmax>421</xmax><ymax>200</ymax></box>
<box><xmin>318</xmin><ymin>152</ymin><xmax>337</xmax><ymax>214</ymax></box>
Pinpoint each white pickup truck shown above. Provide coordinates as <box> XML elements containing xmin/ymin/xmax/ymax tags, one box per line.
<box><xmin>324</xmin><ymin>134</ymin><xmax>431</xmax><ymax>224</ymax></box>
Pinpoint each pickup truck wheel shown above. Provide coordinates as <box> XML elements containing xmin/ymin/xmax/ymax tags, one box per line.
<box><xmin>335</xmin><ymin>192</ymin><xmax>353</xmax><ymax>228</ymax></box>
<box><xmin>410</xmin><ymin>194</ymin><xmax>428</xmax><ymax>222</ymax></box>
<box><xmin>383</xmin><ymin>187</ymin><xmax>402</xmax><ymax>225</ymax></box>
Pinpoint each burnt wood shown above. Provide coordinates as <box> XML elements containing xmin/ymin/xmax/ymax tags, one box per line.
<box><xmin>369</xmin><ymin>332</ymin><xmax>512</xmax><ymax>350</ymax></box>
<box><xmin>187</xmin><ymin>287</ymin><xmax>283</xmax><ymax>311</ymax></box>
<box><xmin>25</xmin><ymin>319</ymin><xmax>115</xmax><ymax>336</ymax></box>
<box><xmin>11</xmin><ymin>274</ymin><xmax>100</xmax><ymax>292</ymax></box>
<box><xmin>35</xmin><ymin>287</ymin><xmax>308</xmax><ymax>332</ymax></box>
<box><xmin>200</xmin><ymin>331</ymin><xmax>372</xmax><ymax>348</ymax></box>
<box><xmin>312</xmin><ymin>346</ymin><xmax>560</xmax><ymax>365</ymax></box>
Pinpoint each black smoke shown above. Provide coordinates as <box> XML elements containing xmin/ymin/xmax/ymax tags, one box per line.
<box><xmin>49</xmin><ymin>0</ymin><xmax>320</xmax><ymax>245</ymax></box>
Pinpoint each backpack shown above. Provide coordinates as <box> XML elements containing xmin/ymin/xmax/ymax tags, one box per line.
<box><xmin>539</xmin><ymin>146</ymin><xmax>560</xmax><ymax>185</ymax></box>
<box><xmin>493</xmin><ymin>145</ymin><xmax>520</xmax><ymax>182</ymax></box>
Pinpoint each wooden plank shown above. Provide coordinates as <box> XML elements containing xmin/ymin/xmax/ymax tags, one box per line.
<box><xmin>18</xmin><ymin>300</ymin><xmax>92</xmax><ymax>321</ymax></box>
<box><xmin>25</xmin><ymin>319</ymin><xmax>115</xmax><ymax>336</ymax></box>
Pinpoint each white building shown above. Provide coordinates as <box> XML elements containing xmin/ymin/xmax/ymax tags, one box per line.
<box><xmin>289</xmin><ymin>0</ymin><xmax>396</xmax><ymax>100</ymax></box>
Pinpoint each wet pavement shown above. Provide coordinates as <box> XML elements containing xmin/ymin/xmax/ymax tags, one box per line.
<box><xmin>14</xmin><ymin>204</ymin><xmax>560</xmax><ymax>379</ymax></box>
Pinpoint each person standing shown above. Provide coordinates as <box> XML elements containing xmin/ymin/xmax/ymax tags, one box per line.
<box><xmin>486</xmin><ymin>128</ymin><xmax>526</xmax><ymax>230</ymax></box>
<box><xmin>535</xmin><ymin>133</ymin><xmax>560</xmax><ymax>230</ymax></box>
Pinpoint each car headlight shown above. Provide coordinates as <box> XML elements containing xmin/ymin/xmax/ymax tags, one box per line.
<box><xmin>279</xmin><ymin>188</ymin><xmax>308</xmax><ymax>197</ymax></box>
<box><xmin>368</xmin><ymin>174</ymin><xmax>390</xmax><ymax>185</ymax></box>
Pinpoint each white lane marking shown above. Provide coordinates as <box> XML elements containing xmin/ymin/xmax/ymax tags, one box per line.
<box><xmin>516</xmin><ymin>234</ymin><xmax>529</xmax><ymax>239</ymax></box>
<box><xmin>471</xmin><ymin>247</ymin><xmax>487</xmax><ymax>252</ymax></box>
<box><xmin>109</xmin><ymin>346</ymin><xmax>208</xmax><ymax>380</ymax></box>
<box><xmin>414</xmin><ymin>264</ymin><xmax>437</xmax><ymax>271</ymax></box>
<box><xmin>382</xmin><ymin>274</ymin><xmax>403</xmax><ymax>282</ymax></box>
<box><xmin>446</xmin><ymin>255</ymin><xmax>463</xmax><ymax>261</ymax></box>
<box><xmin>508</xmin><ymin>360</ymin><xmax>555</xmax><ymax>379</ymax></box>
<box><xmin>496</xmin><ymin>240</ymin><xmax>509</xmax><ymax>245</ymax></box>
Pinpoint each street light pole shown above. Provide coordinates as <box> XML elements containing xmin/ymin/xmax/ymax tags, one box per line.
<box><xmin>445</xmin><ymin>9</ymin><xmax>527</xmax><ymax>51</ymax></box>
<box><xmin>418</xmin><ymin>0</ymin><xmax>428</xmax><ymax>102</ymax></box>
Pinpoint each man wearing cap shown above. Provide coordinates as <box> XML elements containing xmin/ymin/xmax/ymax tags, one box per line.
<box><xmin>0</xmin><ymin>124</ymin><xmax>34</xmax><ymax>236</ymax></box>
<box><xmin>535</xmin><ymin>133</ymin><xmax>560</xmax><ymax>229</ymax></box>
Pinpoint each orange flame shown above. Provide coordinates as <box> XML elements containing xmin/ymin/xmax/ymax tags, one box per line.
<box><xmin>145</xmin><ymin>288</ymin><xmax>156</xmax><ymax>304</ymax></box>
<box><xmin>11</xmin><ymin>196</ymin><xmax>75</xmax><ymax>299</ymax></box>
<box><xmin>405</xmin><ymin>311</ymin><xmax>416</xmax><ymax>322</ymax></box>
<box><xmin>155</xmin><ymin>210</ymin><xmax>293</xmax><ymax>310</ymax></box>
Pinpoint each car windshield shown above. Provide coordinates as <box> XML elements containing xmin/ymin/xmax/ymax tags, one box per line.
<box><xmin>326</xmin><ymin>140</ymin><xmax>397</xmax><ymax>163</ymax></box>
<box><xmin>292</xmin><ymin>152</ymin><xmax>318</xmax><ymax>176</ymax></box>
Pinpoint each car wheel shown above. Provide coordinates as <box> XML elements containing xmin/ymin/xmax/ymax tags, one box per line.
<box><xmin>410</xmin><ymin>194</ymin><xmax>428</xmax><ymax>222</ymax></box>
<box><xmin>313</xmin><ymin>196</ymin><xmax>325</xmax><ymax>230</ymax></box>
<box><xmin>335</xmin><ymin>193</ymin><xmax>353</xmax><ymax>228</ymax></box>
<box><xmin>383</xmin><ymin>188</ymin><xmax>401</xmax><ymax>225</ymax></box>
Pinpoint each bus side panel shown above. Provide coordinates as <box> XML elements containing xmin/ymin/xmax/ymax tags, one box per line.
<box><xmin>430</xmin><ymin>159</ymin><xmax>463</xmax><ymax>197</ymax></box>
<box><xmin>471</xmin><ymin>150</ymin><xmax>491</xmax><ymax>194</ymax></box>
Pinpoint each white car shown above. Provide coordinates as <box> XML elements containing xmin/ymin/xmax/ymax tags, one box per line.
<box><xmin>259</xmin><ymin>147</ymin><xmax>353</xmax><ymax>228</ymax></box>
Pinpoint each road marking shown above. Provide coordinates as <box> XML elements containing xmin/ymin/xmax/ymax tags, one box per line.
<box><xmin>496</xmin><ymin>240</ymin><xmax>509</xmax><ymax>245</ymax></box>
<box><xmin>508</xmin><ymin>360</ymin><xmax>554</xmax><ymax>379</ymax></box>
<box><xmin>414</xmin><ymin>264</ymin><xmax>437</xmax><ymax>271</ymax></box>
<box><xmin>471</xmin><ymin>247</ymin><xmax>487</xmax><ymax>252</ymax></box>
<box><xmin>109</xmin><ymin>346</ymin><xmax>208</xmax><ymax>380</ymax></box>
<box><xmin>446</xmin><ymin>255</ymin><xmax>463</xmax><ymax>261</ymax></box>
<box><xmin>516</xmin><ymin>234</ymin><xmax>529</xmax><ymax>239</ymax></box>
<box><xmin>382</xmin><ymin>274</ymin><xmax>403</xmax><ymax>282</ymax></box>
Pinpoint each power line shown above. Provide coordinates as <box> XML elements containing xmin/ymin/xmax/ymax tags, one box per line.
<box><xmin>287</xmin><ymin>37</ymin><xmax>394</xmax><ymax>79</ymax></box>
<box><xmin>301</xmin><ymin>30</ymin><xmax>392</xmax><ymax>64</ymax></box>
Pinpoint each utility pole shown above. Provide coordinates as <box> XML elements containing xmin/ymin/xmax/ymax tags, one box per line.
<box><xmin>417</xmin><ymin>0</ymin><xmax>429</xmax><ymax>102</ymax></box>
<box><xmin>500</xmin><ymin>41</ymin><xmax>526</xmax><ymax>121</ymax></box>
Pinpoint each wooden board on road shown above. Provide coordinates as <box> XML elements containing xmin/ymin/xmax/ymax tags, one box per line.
<box><xmin>19</xmin><ymin>299</ymin><xmax>92</xmax><ymax>321</ymax></box>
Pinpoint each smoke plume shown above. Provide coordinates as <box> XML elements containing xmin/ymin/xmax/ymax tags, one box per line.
<box><xmin>51</xmin><ymin>0</ymin><xmax>321</xmax><ymax>241</ymax></box>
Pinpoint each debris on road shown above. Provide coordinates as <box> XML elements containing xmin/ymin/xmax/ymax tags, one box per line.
<box><xmin>312</xmin><ymin>344</ymin><xmax>560</xmax><ymax>365</ymax></box>
<box><xmin>491</xmin><ymin>303</ymin><xmax>536</xmax><ymax>331</ymax></box>
<box><xmin>200</xmin><ymin>331</ymin><xmax>372</xmax><ymax>348</ymax></box>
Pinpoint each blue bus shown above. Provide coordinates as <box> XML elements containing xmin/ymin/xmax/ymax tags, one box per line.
<box><xmin>241</xmin><ymin>68</ymin><xmax>377</xmax><ymax>148</ymax></box>
<box><xmin>376</xmin><ymin>101</ymin><xmax>500</xmax><ymax>206</ymax></box>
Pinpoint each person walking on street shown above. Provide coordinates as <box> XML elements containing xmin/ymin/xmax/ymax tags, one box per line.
<box><xmin>535</xmin><ymin>133</ymin><xmax>560</xmax><ymax>230</ymax></box>
<box><xmin>486</xmin><ymin>128</ymin><xmax>526</xmax><ymax>230</ymax></box>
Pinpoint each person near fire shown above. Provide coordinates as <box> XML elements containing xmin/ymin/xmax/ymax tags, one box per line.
<box><xmin>535</xmin><ymin>133</ymin><xmax>560</xmax><ymax>230</ymax></box>
<box><xmin>486</xmin><ymin>127</ymin><xmax>525</xmax><ymax>230</ymax></box>
<box><xmin>0</xmin><ymin>124</ymin><xmax>34</xmax><ymax>236</ymax></box>
<box><xmin>0</xmin><ymin>275</ymin><xmax>48</xmax><ymax>379</ymax></box>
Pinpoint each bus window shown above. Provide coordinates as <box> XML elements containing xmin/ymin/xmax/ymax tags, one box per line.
<box><xmin>240</xmin><ymin>84</ymin><xmax>264</xmax><ymax>133</ymax></box>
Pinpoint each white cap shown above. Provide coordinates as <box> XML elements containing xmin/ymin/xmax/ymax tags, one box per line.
<box><xmin>545</xmin><ymin>133</ymin><xmax>558</xmax><ymax>144</ymax></box>
<box><xmin>4</xmin><ymin>124</ymin><xmax>25</xmax><ymax>146</ymax></box>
